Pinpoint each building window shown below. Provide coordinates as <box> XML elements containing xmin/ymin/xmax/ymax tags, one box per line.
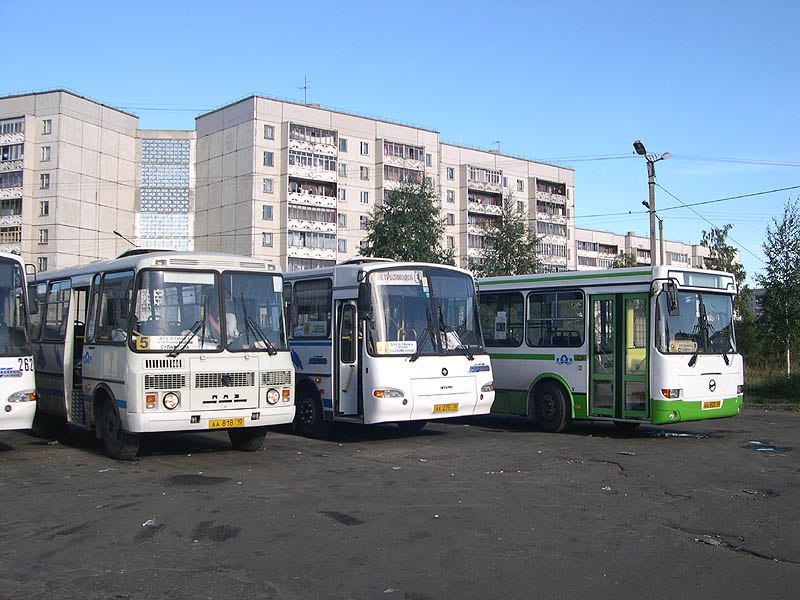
<box><xmin>264</xmin><ymin>124</ymin><xmax>274</xmax><ymax>140</ymax></box>
<box><xmin>360</xmin><ymin>166</ymin><xmax>369</xmax><ymax>180</ymax></box>
<box><xmin>446</xmin><ymin>190</ymin><xmax>455</xmax><ymax>203</ymax></box>
<box><xmin>447</xmin><ymin>167</ymin><xmax>454</xmax><ymax>180</ymax></box>
<box><xmin>262</xmin><ymin>178</ymin><xmax>273</xmax><ymax>193</ymax></box>
<box><xmin>338</xmin><ymin>213</ymin><xmax>347</xmax><ymax>228</ymax></box>
<box><xmin>262</xmin><ymin>205</ymin><xmax>273</xmax><ymax>221</ymax></box>
<box><xmin>338</xmin><ymin>238</ymin><xmax>347</xmax><ymax>253</ymax></box>
<box><xmin>263</xmin><ymin>151</ymin><xmax>274</xmax><ymax>167</ymax></box>
<box><xmin>446</xmin><ymin>213</ymin><xmax>455</xmax><ymax>226</ymax></box>
<box><xmin>338</xmin><ymin>188</ymin><xmax>347</xmax><ymax>202</ymax></box>
<box><xmin>262</xmin><ymin>232</ymin><xmax>273</xmax><ymax>247</ymax></box>
<box><xmin>0</xmin><ymin>198</ymin><xmax>21</xmax><ymax>216</ymax></box>
<box><xmin>40</xmin><ymin>173</ymin><xmax>50</xmax><ymax>189</ymax></box>
<box><xmin>360</xmin><ymin>191</ymin><xmax>369</xmax><ymax>204</ymax></box>
<box><xmin>425</xmin><ymin>153</ymin><xmax>432</xmax><ymax>167</ymax></box>
<box><xmin>37</xmin><ymin>257</ymin><xmax>48</xmax><ymax>272</ymax></box>
<box><xmin>339</xmin><ymin>163</ymin><xmax>347</xmax><ymax>177</ymax></box>
<box><xmin>38</xmin><ymin>229</ymin><xmax>49</xmax><ymax>244</ymax></box>
<box><xmin>517</xmin><ymin>179</ymin><xmax>524</xmax><ymax>192</ymax></box>
<box><xmin>446</xmin><ymin>235</ymin><xmax>454</xmax><ymax>249</ymax></box>
<box><xmin>517</xmin><ymin>201</ymin><xmax>525</xmax><ymax>213</ymax></box>
<box><xmin>503</xmin><ymin>177</ymin><xmax>508</xmax><ymax>188</ymax></box>
<box><xmin>42</xmin><ymin>119</ymin><xmax>52</xmax><ymax>135</ymax></box>
<box><xmin>41</xmin><ymin>146</ymin><xmax>51</xmax><ymax>162</ymax></box>
<box><xmin>359</xmin><ymin>215</ymin><xmax>369</xmax><ymax>230</ymax></box>
<box><xmin>39</xmin><ymin>200</ymin><xmax>49</xmax><ymax>216</ymax></box>
<box><xmin>360</xmin><ymin>141</ymin><xmax>369</xmax><ymax>155</ymax></box>
<box><xmin>339</xmin><ymin>138</ymin><xmax>347</xmax><ymax>152</ymax></box>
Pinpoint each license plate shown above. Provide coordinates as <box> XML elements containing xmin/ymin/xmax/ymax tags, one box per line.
<box><xmin>702</xmin><ymin>400</ymin><xmax>722</xmax><ymax>410</ymax></box>
<box><xmin>433</xmin><ymin>403</ymin><xmax>459</xmax><ymax>413</ymax></box>
<box><xmin>208</xmin><ymin>417</ymin><xmax>245</xmax><ymax>429</ymax></box>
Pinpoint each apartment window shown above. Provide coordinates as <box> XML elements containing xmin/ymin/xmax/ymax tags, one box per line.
<box><xmin>360</xmin><ymin>191</ymin><xmax>369</xmax><ymax>204</ymax></box>
<box><xmin>339</xmin><ymin>138</ymin><xmax>347</xmax><ymax>152</ymax></box>
<box><xmin>338</xmin><ymin>213</ymin><xmax>347</xmax><ymax>228</ymax></box>
<box><xmin>446</xmin><ymin>235</ymin><xmax>454</xmax><ymax>249</ymax></box>
<box><xmin>360</xmin><ymin>166</ymin><xmax>369</xmax><ymax>180</ymax></box>
<box><xmin>263</xmin><ymin>151</ymin><xmax>274</xmax><ymax>167</ymax></box>
<box><xmin>360</xmin><ymin>141</ymin><xmax>369</xmax><ymax>155</ymax></box>
<box><xmin>339</xmin><ymin>163</ymin><xmax>347</xmax><ymax>177</ymax></box>
<box><xmin>262</xmin><ymin>178</ymin><xmax>273</xmax><ymax>193</ymax></box>
<box><xmin>0</xmin><ymin>198</ymin><xmax>21</xmax><ymax>216</ymax></box>
<box><xmin>338</xmin><ymin>238</ymin><xmax>347</xmax><ymax>253</ymax></box>
<box><xmin>338</xmin><ymin>188</ymin><xmax>347</xmax><ymax>202</ymax></box>
<box><xmin>359</xmin><ymin>215</ymin><xmax>369</xmax><ymax>230</ymax></box>
<box><xmin>39</xmin><ymin>200</ymin><xmax>50</xmax><ymax>216</ymax></box>
<box><xmin>503</xmin><ymin>177</ymin><xmax>508</xmax><ymax>188</ymax></box>
<box><xmin>262</xmin><ymin>232</ymin><xmax>273</xmax><ymax>247</ymax></box>
<box><xmin>446</xmin><ymin>167</ymin><xmax>454</xmax><ymax>180</ymax></box>
<box><xmin>40</xmin><ymin>173</ymin><xmax>50</xmax><ymax>189</ymax></box>
<box><xmin>42</xmin><ymin>119</ymin><xmax>52</xmax><ymax>135</ymax></box>
<box><xmin>446</xmin><ymin>190</ymin><xmax>455</xmax><ymax>203</ymax></box>
<box><xmin>262</xmin><ymin>205</ymin><xmax>273</xmax><ymax>221</ymax></box>
<box><xmin>38</xmin><ymin>229</ymin><xmax>49</xmax><ymax>244</ymax></box>
<box><xmin>37</xmin><ymin>257</ymin><xmax>48</xmax><ymax>272</ymax></box>
<box><xmin>517</xmin><ymin>201</ymin><xmax>525</xmax><ymax>213</ymax></box>
<box><xmin>41</xmin><ymin>146</ymin><xmax>51</xmax><ymax>162</ymax></box>
<box><xmin>264</xmin><ymin>124</ymin><xmax>274</xmax><ymax>140</ymax></box>
<box><xmin>446</xmin><ymin>213</ymin><xmax>455</xmax><ymax>226</ymax></box>
<box><xmin>425</xmin><ymin>153</ymin><xmax>432</xmax><ymax>167</ymax></box>
<box><xmin>517</xmin><ymin>179</ymin><xmax>524</xmax><ymax>192</ymax></box>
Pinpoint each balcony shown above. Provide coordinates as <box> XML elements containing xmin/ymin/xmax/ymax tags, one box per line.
<box><xmin>288</xmin><ymin>137</ymin><xmax>337</xmax><ymax>157</ymax></box>
<box><xmin>535</xmin><ymin>190</ymin><xmax>567</xmax><ymax>205</ymax></box>
<box><xmin>0</xmin><ymin>243</ymin><xmax>21</xmax><ymax>254</ymax></box>
<box><xmin>288</xmin><ymin>190</ymin><xmax>337</xmax><ymax>209</ymax></box>
<box><xmin>287</xmin><ymin>218</ymin><xmax>336</xmax><ymax>235</ymax></box>
<box><xmin>0</xmin><ymin>132</ymin><xmax>24</xmax><ymax>145</ymax></box>
<box><xmin>468</xmin><ymin>201</ymin><xmax>502</xmax><ymax>216</ymax></box>
<box><xmin>0</xmin><ymin>215</ymin><xmax>22</xmax><ymax>227</ymax></box>
<box><xmin>287</xmin><ymin>246</ymin><xmax>336</xmax><ymax>261</ymax></box>
<box><xmin>0</xmin><ymin>187</ymin><xmax>23</xmax><ymax>200</ymax></box>
<box><xmin>0</xmin><ymin>160</ymin><xmax>23</xmax><ymax>173</ymax></box>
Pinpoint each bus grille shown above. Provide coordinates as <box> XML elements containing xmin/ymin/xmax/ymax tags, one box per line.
<box><xmin>145</xmin><ymin>359</ymin><xmax>183</xmax><ymax>370</ymax></box>
<box><xmin>261</xmin><ymin>370</ymin><xmax>293</xmax><ymax>386</ymax></box>
<box><xmin>145</xmin><ymin>374</ymin><xmax>187</xmax><ymax>390</ymax></box>
<box><xmin>195</xmin><ymin>372</ymin><xmax>255</xmax><ymax>388</ymax></box>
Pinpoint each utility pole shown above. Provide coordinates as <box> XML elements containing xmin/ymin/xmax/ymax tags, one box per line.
<box><xmin>633</xmin><ymin>140</ymin><xmax>670</xmax><ymax>266</ymax></box>
<box><xmin>642</xmin><ymin>200</ymin><xmax>665</xmax><ymax>265</ymax></box>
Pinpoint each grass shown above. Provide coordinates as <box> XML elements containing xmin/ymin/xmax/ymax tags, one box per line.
<box><xmin>742</xmin><ymin>360</ymin><xmax>800</xmax><ymax>404</ymax></box>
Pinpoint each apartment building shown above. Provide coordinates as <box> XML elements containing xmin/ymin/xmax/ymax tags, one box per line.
<box><xmin>194</xmin><ymin>96</ymin><xmax>576</xmax><ymax>271</ymax></box>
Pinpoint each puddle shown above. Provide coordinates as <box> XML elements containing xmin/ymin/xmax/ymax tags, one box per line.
<box><xmin>746</xmin><ymin>440</ymin><xmax>790</xmax><ymax>453</ymax></box>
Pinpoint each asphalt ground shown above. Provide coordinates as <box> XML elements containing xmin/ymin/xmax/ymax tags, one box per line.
<box><xmin>0</xmin><ymin>408</ymin><xmax>798</xmax><ymax>600</ymax></box>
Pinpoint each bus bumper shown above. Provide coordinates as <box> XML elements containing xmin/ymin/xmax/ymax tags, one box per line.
<box><xmin>651</xmin><ymin>395</ymin><xmax>743</xmax><ymax>425</ymax></box>
<box><xmin>0</xmin><ymin>399</ymin><xmax>36</xmax><ymax>431</ymax></box>
<box><xmin>124</xmin><ymin>406</ymin><xmax>295</xmax><ymax>433</ymax></box>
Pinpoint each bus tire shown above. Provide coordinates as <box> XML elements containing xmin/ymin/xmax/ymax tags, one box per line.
<box><xmin>31</xmin><ymin>409</ymin><xmax>68</xmax><ymax>440</ymax></box>
<box><xmin>229</xmin><ymin>426</ymin><xmax>267</xmax><ymax>452</ymax></box>
<box><xmin>397</xmin><ymin>420</ymin><xmax>427</xmax><ymax>434</ymax></box>
<box><xmin>613</xmin><ymin>421</ymin><xmax>641</xmax><ymax>433</ymax></box>
<box><xmin>533</xmin><ymin>380</ymin><xmax>571</xmax><ymax>433</ymax></box>
<box><xmin>100</xmin><ymin>400</ymin><xmax>140</xmax><ymax>460</ymax></box>
<box><xmin>294</xmin><ymin>392</ymin><xmax>333</xmax><ymax>438</ymax></box>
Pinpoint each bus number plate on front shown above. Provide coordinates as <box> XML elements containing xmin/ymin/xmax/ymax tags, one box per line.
<box><xmin>434</xmin><ymin>403</ymin><xmax>459</xmax><ymax>413</ymax></box>
<box><xmin>209</xmin><ymin>418</ymin><xmax>245</xmax><ymax>429</ymax></box>
<box><xmin>702</xmin><ymin>400</ymin><xmax>721</xmax><ymax>410</ymax></box>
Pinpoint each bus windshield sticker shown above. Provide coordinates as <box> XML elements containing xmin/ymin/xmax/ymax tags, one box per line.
<box><xmin>373</xmin><ymin>270</ymin><xmax>423</xmax><ymax>286</ymax></box>
<box><xmin>376</xmin><ymin>340</ymin><xmax>417</xmax><ymax>355</ymax></box>
<box><xmin>163</xmin><ymin>271</ymin><xmax>215</xmax><ymax>285</ymax></box>
<box><xmin>669</xmin><ymin>339</ymin><xmax>697</xmax><ymax>353</ymax></box>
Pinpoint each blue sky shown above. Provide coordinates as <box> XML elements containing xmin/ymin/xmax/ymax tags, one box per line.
<box><xmin>6</xmin><ymin>0</ymin><xmax>798</xmax><ymax>283</ymax></box>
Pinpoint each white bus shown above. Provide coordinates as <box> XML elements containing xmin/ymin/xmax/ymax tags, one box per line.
<box><xmin>478</xmin><ymin>266</ymin><xmax>743</xmax><ymax>432</ymax></box>
<box><xmin>284</xmin><ymin>260</ymin><xmax>494</xmax><ymax>436</ymax></box>
<box><xmin>0</xmin><ymin>252</ymin><xmax>36</xmax><ymax>431</ymax></box>
<box><xmin>28</xmin><ymin>250</ymin><xmax>294</xmax><ymax>459</ymax></box>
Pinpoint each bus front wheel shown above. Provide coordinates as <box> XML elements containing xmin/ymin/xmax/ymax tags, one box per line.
<box><xmin>294</xmin><ymin>393</ymin><xmax>333</xmax><ymax>438</ymax></box>
<box><xmin>101</xmin><ymin>400</ymin><xmax>140</xmax><ymax>460</ymax></box>
<box><xmin>229</xmin><ymin>426</ymin><xmax>267</xmax><ymax>452</ymax></box>
<box><xmin>533</xmin><ymin>381</ymin><xmax>571</xmax><ymax>433</ymax></box>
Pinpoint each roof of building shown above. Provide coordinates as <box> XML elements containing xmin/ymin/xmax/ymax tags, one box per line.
<box><xmin>0</xmin><ymin>88</ymin><xmax>138</xmax><ymax>119</ymax></box>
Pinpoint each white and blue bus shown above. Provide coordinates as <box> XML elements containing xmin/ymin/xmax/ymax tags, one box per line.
<box><xmin>478</xmin><ymin>266</ymin><xmax>743</xmax><ymax>432</ymax></box>
<box><xmin>284</xmin><ymin>259</ymin><xmax>494</xmax><ymax>436</ymax></box>
<box><xmin>28</xmin><ymin>251</ymin><xmax>294</xmax><ymax>459</ymax></box>
<box><xmin>0</xmin><ymin>252</ymin><xmax>36</xmax><ymax>432</ymax></box>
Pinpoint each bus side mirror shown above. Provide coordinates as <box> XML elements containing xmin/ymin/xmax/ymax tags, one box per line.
<box><xmin>27</xmin><ymin>288</ymin><xmax>38</xmax><ymax>315</ymax></box>
<box><xmin>357</xmin><ymin>282</ymin><xmax>372</xmax><ymax>316</ymax></box>
<box><xmin>663</xmin><ymin>281</ymin><xmax>679</xmax><ymax>316</ymax></box>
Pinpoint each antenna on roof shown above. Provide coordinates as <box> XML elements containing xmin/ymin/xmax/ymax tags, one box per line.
<box><xmin>299</xmin><ymin>76</ymin><xmax>311</xmax><ymax>104</ymax></box>
<box><xmin>113</xmin><ymin>230</ymin><xmax>138</xmax><ymax>247</ymax></box>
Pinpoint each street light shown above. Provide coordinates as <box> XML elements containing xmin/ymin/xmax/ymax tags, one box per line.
<box><xmin>632</xmin><ymin>140</ymin><xmax>670</xmax><ymax>266</ymax></box>
<box><xmin>642</xmin><ymin>201</ymin><xmax>665</xmax><ymax>265</ymax></box>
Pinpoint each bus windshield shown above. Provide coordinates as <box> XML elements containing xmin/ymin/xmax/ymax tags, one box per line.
<box><xmin>221</xmin><ymin>271</ymin><xmax>287</xmax><ymax>352</ymax></box>
<box><xmin>656</xmin><ymin>291</ymin><xmax>736</xmax><ymax>355</ymax></box>
<box><xmin>367</xmin><ymin>267</ymin><xmax>483</xmax><ymax>357</ymax></box>
<box><xmin>0</xmin><ymin>258</ymin><xmax>29</xmax><ymax>357</ymax></box>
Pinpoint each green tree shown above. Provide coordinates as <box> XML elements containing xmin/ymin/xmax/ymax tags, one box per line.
<box><xmin>611</xmin><ymin>252</ymin><xmax>638</xmax><ymax>268</ymax></box>
<box><xmin>701</xmin><ymin>224</ymin><xmax>747</xmax><ymax>314</ymax></box>
<box><xmin>469</xmin><ymin>192</ymin><xmax>540</xmax><ymax>277</ymax></box>
<box><xmin>756</xmin><ymin>199</ymin><xmax>800</xmax><ymax>376</ymax></box>
<box><xmin>361</xmin><ymin>178</ymin><xmax>453</xmax><ymax>264</ymax></box>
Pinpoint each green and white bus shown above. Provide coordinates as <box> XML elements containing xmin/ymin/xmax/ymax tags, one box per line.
<box><xmin>478</xmin><ymin>266</ymin><xmax>743</xmax><ymax>432</ymax></box>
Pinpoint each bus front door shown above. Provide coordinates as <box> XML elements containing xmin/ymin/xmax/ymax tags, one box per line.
<box><xmin>335</xmin><ymin>301</ymin><xmax>360</xmax><ymax>417</ymax></box>
<box><xmin>589</xmin><ymin>293</ymin><xmax>650</xmax><ymax>421</ymax></box>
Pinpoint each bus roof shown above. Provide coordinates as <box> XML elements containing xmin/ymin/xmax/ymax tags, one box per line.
<box><xmin>285</xmin><ymin>261</ymin><xmax>476</xmax><ymax>289</ymax></box>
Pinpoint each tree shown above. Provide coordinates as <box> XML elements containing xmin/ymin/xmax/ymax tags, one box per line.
<box><xmin>361</xmin><ymin>178</ymin><xmax>453</xmax><ymax>264</ymax></box>
<box><xmin>756</xmin><ymin>199</ymin><xmax>800</xmax><ymax>376</ymax></box>
<box><xmin>611</xmin><ymin>252</ymin><xmax>638</xmax><ymax>268</ymax></box>
<box><xmin>701</xmin><ymin>224</ymin><xmax>747</xmax><ymax>315</ymax></box>
<box><xmin>469</xmin><ymin>192</ymin><xmax>540</xmax><ymax>277</ymax></box>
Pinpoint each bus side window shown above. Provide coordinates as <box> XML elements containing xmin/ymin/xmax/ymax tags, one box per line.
<box><xmin>479</xmin><ymin>292</ymin><xmax>524</xmax><ymax>347</ymax></box>
<box><xmin>27</xmin><ymin>283</ymin><xmax>46</xmax><ymax>341</ymax></box>
<box><xmin>291</xmin><ymin>278</ymin><xmax>332</xmax><ymax>339</ymax></box>
<box><xmin>42</xmin><ymin>280</ymin><xmax>71</xmax><ymax>341</ymax></box>
<box><xmin>96</xmin><ymin>271</ymin><xmax>134</xmax><ymax>344</ymax></box>
<box><xmin>85</xmin><ymin>274</ymin><xmax>102</xmax><ymax>343</ymax></box>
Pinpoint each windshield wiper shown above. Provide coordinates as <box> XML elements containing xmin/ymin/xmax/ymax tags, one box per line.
<box><xmin>409</xmin><ymin>303</ymin><xmax>435</xmax><ymax>363</ymax></box>
<box><xmin>168</xmin><ymin>320</ymin><xmax>203</xmax><ymax>358</ymax></box>
<box><xmin>239</xmin><ymin>297</ymin><xmax>277</xmax><ymax>355</ymax></box>
<box><xmin>437</xmin><ymin>302</ymin><xmax>474</xmax><ymax>361</ymax></box>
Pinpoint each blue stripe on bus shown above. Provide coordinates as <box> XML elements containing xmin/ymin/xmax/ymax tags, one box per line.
<box><xmin>116</xmin><ymin>399</ymin><xmax>127</xmax><ymax>408</ymax></box>
<box><xmin>322</xmin><ymin>398</ymin><xmax>333</xmax><ymax>409</ymax></box>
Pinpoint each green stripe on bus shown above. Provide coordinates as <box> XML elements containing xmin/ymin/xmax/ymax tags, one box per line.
<box><xmin>489</xmin><ymin>353</ymin><xmax>555</xmax><ymax>361</ymax></box>
<box><xmin>479</xmin><ymin>269</ymin><xmax>652</xmax><ymax>287</ymax></box>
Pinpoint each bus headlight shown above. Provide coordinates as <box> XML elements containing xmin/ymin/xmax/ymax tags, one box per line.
<box><xmin>373</xmin><ymin>388</ymin><xmax>404</xmax><ymax>399</ymax></box>
<box><xmin>7</xmin><ymin>390</ymin><xmax>36</xmax><ymax>403</ymax></box>
<box><xmin>481</xmin><ymin>382</ymin><xmax>494</xmax><ymax>392</ymax></box>
<box><xmin>266</xmin><ymin>388</ymin><xmax>280</xmax><ymax>405</ymax></box>
<box><xmin>163</xmin><ymin>392</ymin><xmax>180</xmax><ymax>410</ymax></box>
<box><xmin>661</xmin><ymin>389</ymin><xmax>681</xmax><ymax>399</ymax></box>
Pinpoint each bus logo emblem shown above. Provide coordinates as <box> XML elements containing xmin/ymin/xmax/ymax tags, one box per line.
<box><xmin>708</xmin><ymin>379</ymin><xmax>716</xmax><ymax>392</ymax></box>
<box><xmin>441</xmin><ymin>368</ymin><xmax>448</xmax><ymax>376</ymax></box>
<box><xmin>556</xmin><ymin>354</ymin><xmax>573</xmax><ymax>365</ymax></box>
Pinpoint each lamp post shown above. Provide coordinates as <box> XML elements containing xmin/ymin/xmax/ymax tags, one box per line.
<box><xmin>642</xmin><ymin>201</ymin><xmax>665</xmax><ymax>265</ymax></box>
<box><xmin>633</xmin><ymin>140</ymin><xmax>670</xmax><ymax>266</ymax></box>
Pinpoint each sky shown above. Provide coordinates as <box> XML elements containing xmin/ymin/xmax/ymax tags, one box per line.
<box><xmin>5</xmin><ymin>0</ymin><xmax>798</xmax><ymax>284</ymax></box>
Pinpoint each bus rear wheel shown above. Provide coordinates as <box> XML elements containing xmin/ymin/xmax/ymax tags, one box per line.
<box><xmin>101</xmin><ymin>400</ymin><xmax>140</xmax><ymax>460</ymax></box>
<box><xmin>294</xmin><ymin>393</ymin><xmax>333</xmax><ymax>438</ymax></box>
<box><xmin>397</xmin><ymin>420</ymin><xmax>427</xmax><ymax>434</ymax></box>
<box><xmin>533</xmin><ymin>381</ymin><xmax>571</xmax><ymax>433</ymax></box>
<box><xmin>229</xmin><ymin>426</ymin><xmax>267</xmax><ymax>452</ymax></box>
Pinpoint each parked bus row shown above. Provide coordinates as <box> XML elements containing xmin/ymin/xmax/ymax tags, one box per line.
<box><xmin>1</xmin><ymin>250</ymin><xmax>743</xmax><ymax>460</ymax></box>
